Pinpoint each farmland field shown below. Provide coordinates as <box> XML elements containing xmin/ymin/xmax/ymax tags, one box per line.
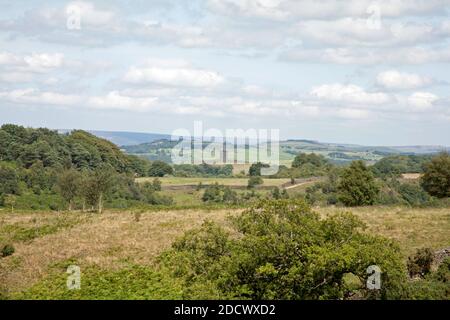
<box><xmin>1</xmin><ymin>206</ymin><xmax>449</xmax><ymax>299</ymax></box>
<box><xmin>136</xmin><ymin>177</ymin><xmax>292</xmax><ymax>188</ymax></box>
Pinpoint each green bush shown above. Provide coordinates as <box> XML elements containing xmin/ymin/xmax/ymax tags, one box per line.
<box><xmin>397</xmin><ymin>183</ymin><xmax>431</xmax><ymax>206</ymax></box>
<box><xmin>407</xmin><ymin>248</ymin><xmax>434</xmax><ymax>278</ymax></box>
<box><xmin>161</xmin><ymin>199</ymin><xmax>407</xmax><ymax>300</ymax></box>
<box><xmin>404</xmin><ymin>258</ymin><xmax>450</xmax><ymax>300</ymax></box>
<box><xmin>202</xmin><ymin>183</ymin><xmax>238</xmax><ymax>205</ymax></box>
<box><xmin>247</xmin><ymin>176</ymin><xmax>263</xmax><ymax>189</ymax></box>
<box><xmin>17</xmin><ymin>264</ymin><xmax>183</xmax><ymax>300</ymax></box>
<box><xmin>1</xmin><ymin>244</ymin><xmax>15</xmax><ymax>258</ymax></box>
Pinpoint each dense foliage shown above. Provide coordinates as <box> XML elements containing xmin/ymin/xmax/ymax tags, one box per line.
<box><xmin>338</xmin><ymin>161</ymin><xmax>379</xmax><ymax>206</ymax></box>
<box><xmin>161</xmin><ymin>199</ymin><xmax>407</xmax><ymax>299</ymax></box>
<box><xmin>0</xmin><ymin>125</ymin><xmax>174</xmax><ymax>211</ymax></box>
<box><xmin>371</xmin><ymin>154</ymin><xmax>433</xmax><ymax>177</ymax></box>
<box><xmin>148</xmin><ymin>160</ymin><xmax>174</xmax><ymax>177</ymax></box>
<box><xmin>0</xmin><ymin>124</ymin><xmax>149</xmax><ymax>174</ymax></box>
<box><xmin>173</xmin><ymin>163</ymin><xmax>233</xmax><ymax>177</ymax></box>
<box><xmin>272</xmin><ymin>153</ymin><xmax>331</xmax><ymax>178</ymax></box>
<box><xmin>420</xmin><ymin>152</ymin><xmax>450</xmax><ymax>198</ymax></box>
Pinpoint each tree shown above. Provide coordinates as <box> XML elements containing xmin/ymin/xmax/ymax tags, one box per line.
<box><xmin>148</xmin><ymin>161</ymin><xmax>173</xmax><ymax>177</ymax></box>
<box><xmin>292</xmin><ymin>152</ymin><xmax>327</xmax><ymax>168</ymax></box>
<box><xmin>249</xmin><ymin>162</ymin><xmax>269</xmax><ymax>176</ymax></box>
<box><xmin>420</xmin><ymin>152</ymin><xmax>450</xmax><ymax>198</ymax></box>
<box><xmin>82</xmin><ymin>166</ymin><xmax>115</xmax><ymax>213</ymax></box>
<box><xmin>3</xmin><ymin>194</ymin><xmax>17</xmax><ymax>213</ymax></box>
<box><xmin>0</xmin><ymin>165</ymin><xmax>20</xmax><ymax>200</ymax></box>
<box><xmin>338</xmin><ymin>161</ymin><xmax>379</xmax><ymax>206</ymax></box>
<box><xmin>56</xmin><ymin>168</ymin><xmax>82</xmax><ymax>211</ymax></box>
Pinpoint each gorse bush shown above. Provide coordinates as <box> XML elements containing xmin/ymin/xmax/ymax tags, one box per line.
<box><xmin>161</xmin><ymin>199</ymin><xmax>407</xmax><ymax>300</ymax></box>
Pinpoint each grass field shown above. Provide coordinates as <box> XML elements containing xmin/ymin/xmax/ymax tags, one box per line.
<box><xmin>1</xmin><ymin>206</ymin><xmax>449</xmax><ymax>299</ymax></box>
<box><xmin>136</xmin><ymin>177</ymin><xmax>291</xmax><ymax>188</ymax></box>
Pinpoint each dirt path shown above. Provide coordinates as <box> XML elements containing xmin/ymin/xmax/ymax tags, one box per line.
<box><xmin>283</xmin><ymin>178</ymin><xmax>321</xmax><ymax>190</ymax></box>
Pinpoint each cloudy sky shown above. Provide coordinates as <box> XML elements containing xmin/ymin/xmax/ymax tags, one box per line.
<box><xmin>0</xmin><ymin>0</ymin><xmax>449</xmax><ymax>146</ymax></box>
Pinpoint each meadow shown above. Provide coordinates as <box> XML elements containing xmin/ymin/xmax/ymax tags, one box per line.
<box><xmin>136</xmin><ymin>177</ymin><xmax>292</xmax><ymax>188</ymax></box>
<box><xmin>1</xmin><ymin>205</ymin><xmax>449</xmax><ymax>299</ymax></box>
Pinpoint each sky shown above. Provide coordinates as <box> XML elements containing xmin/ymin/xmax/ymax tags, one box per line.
<box><xmin>0</xmin><ymin>0</ymin><xmax>449</xmax><ymax>146</ymax></box>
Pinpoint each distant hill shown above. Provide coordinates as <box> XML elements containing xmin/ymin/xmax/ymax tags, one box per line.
<box><xmin>77</xmin><ymin>130</ymin><xmax>448</xmax><ymax>165</ymax></box>
<box><xmin>59</xmin><ymin>130</ymin><xmax>170</xmax><ymax>147</ymax></box>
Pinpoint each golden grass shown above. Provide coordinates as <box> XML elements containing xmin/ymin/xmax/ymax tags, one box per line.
<box><xmin>316</xmin><ymin>206</ymin><xmax>450</xmax><ymax>256</ymax></box>
<box><xmin>1</xmin><ymin>205</ymin><xmax>448</xmax><ymax>296</ymax></box>
<box><xmin>136</xmin><ymin>177</ymin><xmax>290</xmax><ymax>187</ymax></box>
<box><xmin>0</xmin><ymin>209</ymin><xmax>238</xmax><ymax>295</ymax></box>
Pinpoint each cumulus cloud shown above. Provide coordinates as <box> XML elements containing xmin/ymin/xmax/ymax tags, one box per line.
<box><xmin>87</xmin><ymin>91</ymin><xmax>158</xmax><ymax>112</ymax></box>
<box><xmin>376</xmin><ymin>70</ymin><xmax>432</xmax><ymax>90</ymax></box>
<box><xmin>123</xmin><ymin>59</ymin><xmax>225</xmax><ymax>88</ymax></box>
<box><xmin>280</xmin><ymin>46</ymin><xmax>450</xmax><ymax>65</ymax></box>
<box><xmin>207</xmin><ymin>0</ymin><xmax>448</xmax><ymax>20</ymax></box>
<box><xmin>407</xmin><ymin>92</ymin><xmax>439</xmax><ymax>111</ymax></box>
<box><xmin>0</xmin><ymin>88</ymin><xmax>81</xmax><ymax>106</ymax></box>
<box><xmin>310</xmin><ymin>83</ymin><xmax>391</xmax><ymax>105</ymax></box>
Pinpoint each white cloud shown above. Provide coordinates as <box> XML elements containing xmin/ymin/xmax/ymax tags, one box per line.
<box><xmin>281</xmin><ymin>46</ymin><xmax>450</xmax><ymax>65</ymax></box>
<box><xmin>335</xmin><ymin>108</ymin><xmax>371</xmax><ymax>119</ymax></box>
<box><xmin>207</xmin><ymin>0</ymin><xmax>448</xmax><ymax>20</ymax></box>
<box><xmin>123</xmin><ymin>60</ymin><xmax>225</xmax><ymax>88</ymax></box>
<box><xmin>310</xmin><ymin>83</ymin><xmax>391</xmax><ymax>105</ymax></box>
<box><xmin>376</xmin><ymin>70</ymin><xmax>432</xmax><ymax>90</ymax></box>
<box><xmin>87</xmin><ymin>91</ymin><xmax>158</xmax><ymax>112</ymax></box>
<box><xmin>23</xmin><ymin>53</ymin><xmax>64</xmax><ymax>72</ymax></box>
<box><xmin>407</xmin><ymin>92</ymin><xmax>439</xmax><ymax>111</ymax></box>
<box><xmin>0</xmin><ymin>88</ymin><xmax>80</xmax><ymax>106</ymax></box>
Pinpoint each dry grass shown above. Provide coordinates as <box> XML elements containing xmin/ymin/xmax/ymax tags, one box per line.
<box><xmin>1</xmin><ymin>205</ymin><xmax>449</xmax><ymax>296</ymax></box>
<box><xmin>401</xmin><ymin>173</ymin><xmax>422</xmax><ymax>180</ymax></box>
<box><xmin>0</xmin><ymin>209</ymin><xmax>238</xmax><ymax>295</ymax></box>
<box><xmin>316</xmin><ymin>206</ymin><xmax>450</xmax><ymax>256</ymax></box>
<box><xmin>137</xmin><ymin>177</ymin><xmax>290</xmax><ymax>188</ymax></box>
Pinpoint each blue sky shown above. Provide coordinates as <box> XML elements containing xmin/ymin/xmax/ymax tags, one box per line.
<box><xmin>0</xmin><ymin>0</ymin><xmax>449</xmax><ymax>146</ymax></box>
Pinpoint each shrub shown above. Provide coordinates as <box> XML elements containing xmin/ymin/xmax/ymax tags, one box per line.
<box><xmin>161</xmin><ymin>199</ymin><xmax>407</xmax><ymax>300</ymax></box>
<box><xmin>404</xmin><ymin>258</ymin><xmax>450</xmax><ymax>300</ymax></box>
<box><xmin>202</xmin><ymin>183</ymin><xmax>223</xmax><ymax>203</ymax></box>
<box><xmin>148</xmin><ymin>161</ymin><xmax>173</xmax><ymax>177</ymax></box>
<box><xmin>247</xmin><ymin>176</ymin><xmax>263</xmax><ymax>189</ymax></box>
<box><xmin>1</xmin><ymin>244</ymin><xmax>15</xmax><ymax>258</ymax></box>
<box><xmin>407</xmin><ymin>248</ymin><xmax>434</xmax><ymax>278</ymax></box>
<box><xmin>202</xmin><ymin>184</ymin><xmax>238</xmax><ymax>205</ymax></box>
<box><xmin>397</xmin><ymin>183</ymin><xmax>431</xmax><ymax>206</ymax></box>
